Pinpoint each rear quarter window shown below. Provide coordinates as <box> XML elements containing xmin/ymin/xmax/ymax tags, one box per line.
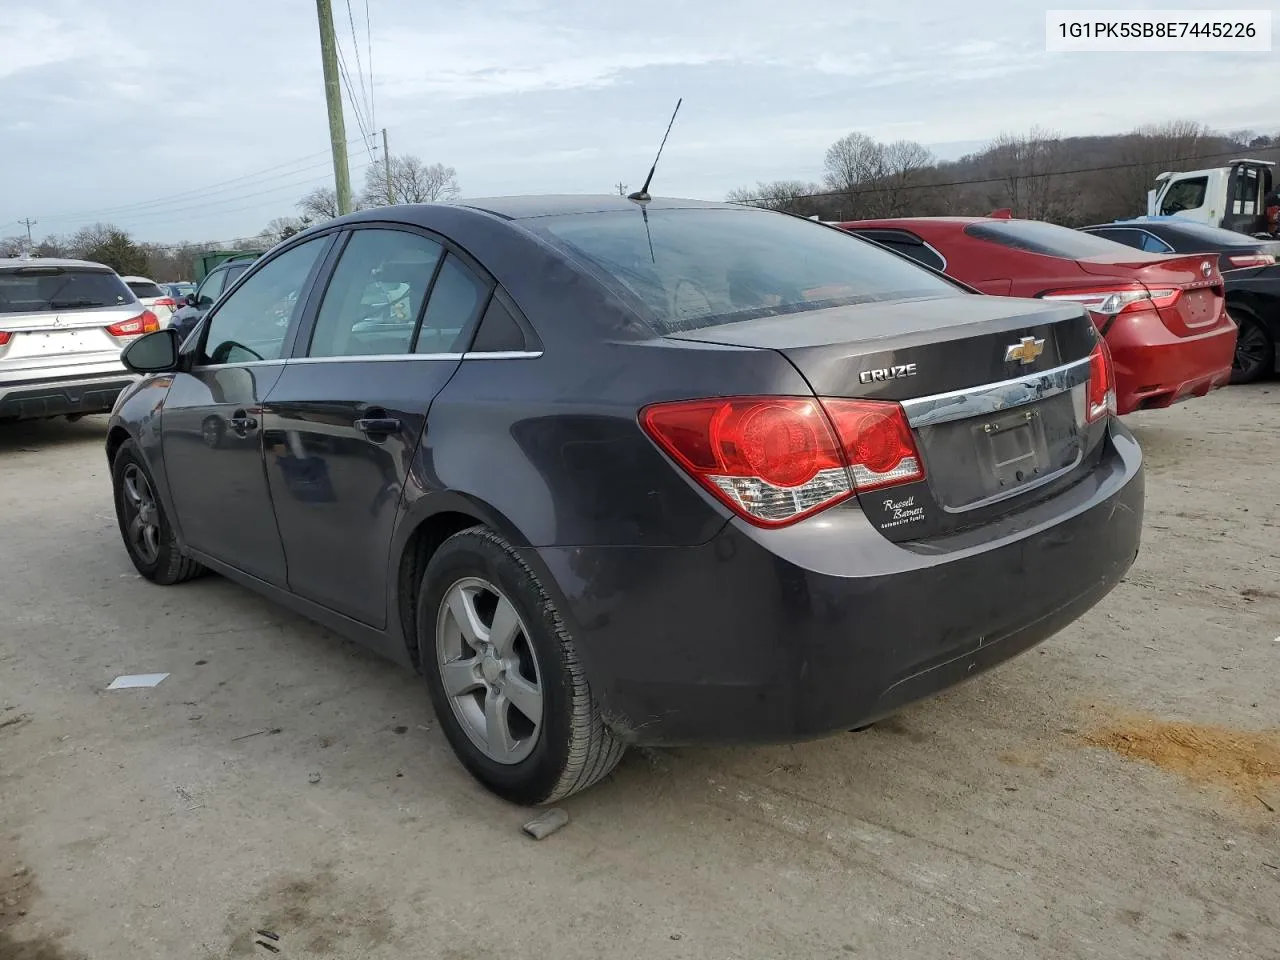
<box><xmin>0</xmin><ymin>267</ymin><xmax>136</xmax><ymax>313</ymax></box>
<box><xmin>126</xmin><ymin>281</ymin><xmax>165</xmax><ymax>298</ymax></box>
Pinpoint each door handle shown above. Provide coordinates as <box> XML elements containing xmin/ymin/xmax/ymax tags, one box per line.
<box><xmin>229</xmin><ymin>410</ymin><xmax>258</xmax><ymax>432</ymax></box>
<box><xmin>354</xmin><ymin>417</ymin><xmax>401</xmax><ymax>436</ymax></box>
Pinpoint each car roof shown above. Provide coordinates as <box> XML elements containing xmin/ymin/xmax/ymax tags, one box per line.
<box><xmin>338</xmin><ymin>194</ymin><xmax>733</xmax><ymax>225</ymax></box>
<box><xmin>0</xmin><ymin>257</ymin><xmax>114</xmax><ymax>271</ymax></box>
<box><xmin>839</xmin><ymin>217</ymin><xmax>988</xmax><ymax>229</ymax></box>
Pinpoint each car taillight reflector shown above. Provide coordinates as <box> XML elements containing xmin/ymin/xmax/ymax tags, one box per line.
<box><xmin>105</xmin><ymin>309</ymin><xmax>160</xmax><ymax>338</ymax></box>
<box><xmin>0</xmin><ymin>332</ymin><xmax>10</xmax><ymax>346</ymax></box>
<box><xmin>1086</xmin><ymin>340</ymin><xmax>1116</xmax><ymax>423</ymax></box>
<box><xmin>1227</xmin><ymin>253</ymin><xmax>1276</xmax><ymax>269</ymax></box>
<box><xmin>640</xmin><ymin>396</ymin><xmax>924</xmax><ymax>527</ymax></box>
<box><xmin>152</xmin><ymin>297</ymin><xmax>177</xmax><ymax>308</ymax></box>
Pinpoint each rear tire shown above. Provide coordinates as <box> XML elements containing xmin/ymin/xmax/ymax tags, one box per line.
<box><xmin>1229</xmin><ymin>306</ymin><xmax>1274</xmax><ymax>385</ymax></box>
<box><xmin>111</xmin><ymin>439</ymin><xmax>205</xmax><ymax>585</ymax></box>
<box><xmin>418</xmin><ymin>526</ymin><xmax>625</xmax><ymax>805</ymax></box>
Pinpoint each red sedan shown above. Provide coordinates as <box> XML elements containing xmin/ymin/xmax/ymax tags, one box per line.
<box><xmin>837</xmin><ymin>217</ymin><xmax>1237</xmax><ymax>414</ymax></box>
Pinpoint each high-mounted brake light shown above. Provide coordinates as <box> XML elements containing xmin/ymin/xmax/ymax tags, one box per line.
<box><xmin>105</xmin><ymin>309</ymin><xmax>160</xmax><ymax>338</ymax></box>
<box><xmin>1086</xmin><ymin>340</ymin><xmax>1116</xmax><ymax>423</ymax></box>
<box><xmin>640</xmin><ymin>396</ymin><xmax>924</xmax><ymax>527</ymax></box>
<box><xmin>1226</xmin><ymin>253</ymin><xmax>1276</xmax><ymax>269</ymax></box>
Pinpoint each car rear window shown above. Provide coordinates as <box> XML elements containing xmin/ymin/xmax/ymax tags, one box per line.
<box><xmin>1156</xmin><ymin>221</ymin><xmax>1272</xmax><ymax>247</ymax></box>
<box><xmin>0</xmin><ymin>267</ymin><xmax>137</xmax><ymax>313</ymax></box>
<box><xmin>965</xmin><ymin>220</ymin><xmax>1135</xmax><ymax>259</ymax></box>
<box><xmin>126</xmin><ymin>280</ymin><xmax>165</xmax><ymax>298</ymax></box>
<box><xmin>530</xmin><ymin>207</ymin><xmax>961</xmax><ymax>334</ymax></box>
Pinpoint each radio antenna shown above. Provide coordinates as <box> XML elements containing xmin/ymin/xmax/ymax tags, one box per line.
<box><xmin>627</xmin><ymin>98</ymin><xmax>682</xmax><ymax>205</ymax></box>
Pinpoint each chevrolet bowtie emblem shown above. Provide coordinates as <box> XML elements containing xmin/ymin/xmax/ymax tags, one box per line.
<box><xmin>1004</xmin><ymin>336</ymin><xmax>1045</xmax><ymax>365</ymax></box>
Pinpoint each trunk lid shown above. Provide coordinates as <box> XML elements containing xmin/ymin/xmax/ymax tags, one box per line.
<box><xmin>667</xmin><ymin>295</ymin><xmax>1107</xmax><ymax>541</ymax></box>
<box><xmin>1075</xmin><ymin>253</ymin><xmax>1225</xmax><ymax>336</ymax></box>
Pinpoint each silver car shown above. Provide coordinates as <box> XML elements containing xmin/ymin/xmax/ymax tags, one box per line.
<box><xmin>0</xmin><ymin>258</ymin><xmax>158</xmax><ymax>423</ymax></box>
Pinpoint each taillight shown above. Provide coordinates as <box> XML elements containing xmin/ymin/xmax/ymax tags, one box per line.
<box><xmin>1226</xmin><ymin>253</ymin><xmax>1276</xmax><ymax>269</ymax></box>
<box><xmin>1040</xmin><ymin>285</ymin><xmax>1178</xmax><ymax>331</ymax></box>
<box><xmin>640</xmin><ymin>396</ymin><xmax>924</xmax><ymax>527</ymax></box>
<box><xmin>153</xmin><ymin>297</ymin><xmax>177</xmax><ymax>308</ymax></box>
<box><xmin>105</xmin><ymin>309</ymin><xmax>160</xmax><ymax>338</ymax></box>
<box><xmin>0</xmin><ymin>331</ymin><xmax>11</xmax><ymax>346</ymax></box>
<box><xmin>1086</xmin><ymin>340</ymin><xmax>1116</xmax><ymax>423</ymax></box>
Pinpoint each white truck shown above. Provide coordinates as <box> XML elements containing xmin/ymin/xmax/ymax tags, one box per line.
<box><xmin>1146</xmin><ymin>158</ymin><xmax>1275</xmax><ymax>237</ymax></box>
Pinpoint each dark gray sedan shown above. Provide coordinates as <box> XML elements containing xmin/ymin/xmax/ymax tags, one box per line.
<box><xmin>105</xmin><ymin>197</ymin><xmax>1144</xmax><ymax>804</ymax></box>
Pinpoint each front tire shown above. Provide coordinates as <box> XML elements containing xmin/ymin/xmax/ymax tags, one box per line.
<box><xmin>418</xmin><ymin>527</ymin><xmax>625</xmax><ymax>805</ymax></box>
<box><xmin>111</xmin><ymin>439</ymin><xmax>204</xmax><ymax>585</ymax></box>
<box><xmin>1230</xmin><ymin>306</ymin><xmax>1274</xmax><ymax>385</ymax></box>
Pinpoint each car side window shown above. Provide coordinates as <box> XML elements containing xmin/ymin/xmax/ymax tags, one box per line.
<box><xmin>413</xmin><ymin>253</ymin><xmax>490</xmax><ymax>355</ymax></box>
<box><xmin>1139</xmin><ymin>232</ymin><xmax>1173</xmax><ymax>253</ymax></box>
<box><xmin>307</xmin><ymin>229</ymin><xmax>444</xmax><ymax>358</ymax></box>
<box><xmin>196</xmin><ymin>270</ymin><xmax>226</xmax><ymax>306</ymax></box>
<box><xmin>200</xmin><ymin>237</ymin><xmax>327</xmax><ymax>366</ymax></box>
<box><xmin>468</xmin><ymin>293</ymin><xmax>528</xmax><ymax>353</ymax></box>
<box><xmin>1093</xmin><ymin>228</ymin><xmax>1143</xmax><ymax>250</ymax></box>
<box><xmin>1161</xmin><ymin>176</ymin><xmax>1208</xmax><ymax>215</ymax></box>
<box><xmin>854</xmin><ymin>230</ymin><xmax>944</xmax><ymax>271</ymax></box>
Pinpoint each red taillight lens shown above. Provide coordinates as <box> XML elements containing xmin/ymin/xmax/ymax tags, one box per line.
<box><xmin>640</xmin><ymin>396</ymin><xmax>923</xmax><ymax>527</ymax></box>
<box><xmin>153</xmin><ymin>297</ymin><xmax>177</xmax><ymax>308</ymax></box>
<box><xmin>105</xmin><ymin>309</ymin><xmax>160</xmax><ymax>338</ymax></box>
<box><xmin>1040</xmin><ymin>285</ymin><xmax>1175</xmax><ymax>329</ymax></box>
<box><xmin>1227</xmin><ymin>253</ymin><xmax>1276</xmax><ymax>269</ymax></box>
<box><xmin>0</xmin><ymin>331</ymin><xmax>11</xmax><ymax>346</ymax></box>
<box><xmin>1086</xmin><ymin>340</ymin><xmax>1116</xmax><ymax>423</ymax></box>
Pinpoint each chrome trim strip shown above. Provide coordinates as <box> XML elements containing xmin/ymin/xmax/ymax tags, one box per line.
<box><xmin>284</xmin><ymin>353</ymin><xmax>464</xmax><ymax>364</ymax></box>
<box><xmin>901</xmin><ymin>356</ymin><xmax>1091</xmax><ymax>428</ymax></box>
<box><xmin>190</xmin><ymin>359</ymin><xmax>286</xmax><ymax>372</ymax></box>
<box><xmin>461</xmin><ymin>350</ymin><xmax>543</xmax><ymax>360</ymax></box>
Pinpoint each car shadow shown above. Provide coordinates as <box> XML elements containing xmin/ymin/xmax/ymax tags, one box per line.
<box><xmin>0</xmin><ymin>414</ymin><xmax>110</xmax><ymax>453</ymax></box>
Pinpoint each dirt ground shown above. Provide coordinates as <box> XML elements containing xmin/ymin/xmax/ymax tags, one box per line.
<box><xmin>1</xmin><ymin>386</ymin><xmax>1278</xmax><ymax>960</ymax></box>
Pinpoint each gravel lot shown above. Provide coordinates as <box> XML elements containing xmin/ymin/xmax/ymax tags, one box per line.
<box><xmin>2</xmin><ymin>386</ymin><xmax>1278</xmax><ymax>960</ymax></box>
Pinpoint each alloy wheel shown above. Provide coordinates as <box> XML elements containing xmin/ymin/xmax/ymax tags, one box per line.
<box><xmin>1233</xmin><ymin>319</ymin><xmax>1270</xmax><ymax>377</ymax></box>
<box><xmin>120</xmin><ymin>463</ymin><xmax>161</xmax><ymax>565</ymax></box>
<box><xmin>435</xmin><ymin>577</ymin><xmax>544</xmax><ymax>765</ymax></box>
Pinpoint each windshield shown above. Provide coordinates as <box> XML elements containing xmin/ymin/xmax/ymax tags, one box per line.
<box><xmin>966</xmin><ymin>219</ymin><xmax>1137</xmax><ymax>259</ymax></box>
<box><xmin>530</xmin><ymin>207</ymin><xmax>961</xmax><ymax>334</ymax></box>
<box><xmin>0</xmin><ymin>267</ymin><xmax>137</xmax><ymax>313</ymax></box>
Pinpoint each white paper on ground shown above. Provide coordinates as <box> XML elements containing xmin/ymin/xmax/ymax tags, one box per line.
<box><xmin>106</xmin><ymin>673</ymin><xmax>170</xmax><ymax>690</ymax></box>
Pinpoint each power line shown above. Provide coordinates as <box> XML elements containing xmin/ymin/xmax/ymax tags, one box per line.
<box><xmin>730</xmin><ymin>145</ymin><xmax>1276</xmax><ymax>206</ymax></box>
<box><xmin>364</xmin><ymin>0</ymin><xmax>376</xmax><ymax>132</ymax></box>
<box><xmin>336</xmin><ymin>38</ymin><xmax>376</xmax><ymax>167</ymax></box>
<box><xmin>36</xmin><ymin>139</ymin><xmax>368</xmax><ymax>223</ymax></box>
<box><xmin>344</xmin><ymin>0</ymin><xmax>371</xmax><ymax>131</ymax></box>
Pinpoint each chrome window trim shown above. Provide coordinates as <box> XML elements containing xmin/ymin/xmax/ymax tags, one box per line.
<box><xmin>901</xmin><ymin>356</ymin><xmax>1092</xmax><ymax>428</ymax></box>
<box><xmin>190</xmin><ymin>358</ymin><xmax>287</xmax><ymax>372</ymax></box>
<box><xmin>277</xmin><ymin>350</ymin><xmax>543</xmax><ymax>365</ymax></box>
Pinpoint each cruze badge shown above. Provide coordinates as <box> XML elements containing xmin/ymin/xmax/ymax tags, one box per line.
<box><xmin>1004</xmin><ymin>336</ymin><xmax>1045</xmax><ymax>365</ymax></box>
<box><xmin>859</xmin><ymin>363</ymin><xmax>918</xmax><ymax>385</ymax></box>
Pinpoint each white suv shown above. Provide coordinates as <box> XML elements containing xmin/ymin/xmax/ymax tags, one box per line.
<box><xmin>0</xmin><ymin>258</ymin><xmax>160</xmax><ymax>422</ymax></box>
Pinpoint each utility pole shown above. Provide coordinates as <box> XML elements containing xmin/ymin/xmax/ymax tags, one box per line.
<box><xmin>19</xmin><ymin>218</ymin><xmax>36</xmax><ymax>245</ymax></box>
<box><xmin>382</xmin><ymin>128</ymin><xmax>394</xmax><ymax>206</ymax></box>
<box><xmin>315</xmin><ymin>0</ymin><xmax>352</xmax><ymax>216</ymax></box>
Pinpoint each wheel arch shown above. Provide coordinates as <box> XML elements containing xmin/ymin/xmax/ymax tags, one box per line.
<box><xmin>391</xmin><ymin>491</ymin><xmax>544</xmax><ymax>672</ymax></box>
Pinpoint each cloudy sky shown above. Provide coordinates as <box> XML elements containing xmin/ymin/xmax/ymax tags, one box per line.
<box><xmin>1</xmin><ymin>0</ymin><xmax>1277</xmax><ymax>244</ymax></box>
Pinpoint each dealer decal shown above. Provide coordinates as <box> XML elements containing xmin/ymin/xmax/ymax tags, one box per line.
<box><xmin>880</xmin><ymin>494</ymin><xmax>926</xmax><ymax>528</ymax></box>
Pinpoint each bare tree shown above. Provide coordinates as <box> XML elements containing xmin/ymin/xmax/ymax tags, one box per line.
<box><xmin>983</xmin><ymin>127</ymin><xmax>1076</xmax><ymax>222</ymax></box>
<box><xmin>259</xmin><ymin>216</ymin><xmax>310</xmax><ymax>244</ymax></box>
<box><xmin>877</xmin><ymin>140</ymin><xmax>935</xmax><ymax>216</ymax></box>
<box><xmin>297</xmin><ymin>186</ymin><xmax>341</xmax><ymax>222</ymax></box>
<box><xmin>726</xmin><ymin>180</ymin><xmax>825</xmax><ymax>215</ymax></box>
<box><xmin>823</xmin><ymin>133</ymin><xmax>888</xmax><ymax>217</ymax></box>
<box><xmin>1</xmin><ymin>236</ymin><xmax>25</xmax><ymax>257</ymax></box>
<box><xmin>1105</xmin><ymin>120</ymin><xmax>1217</xmax><ymax>215</ymax></box>
<box><xmin>362</xmin><ymin>155</ymin><xmax>460</xmax><ymax>206</ymax></box>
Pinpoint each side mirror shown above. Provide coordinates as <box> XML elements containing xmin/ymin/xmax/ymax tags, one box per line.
<box><xmin>184</xmin><ymin>293</ymin><xmax>198</xmax><ymax>307</ymax></box>
<box><xmin>121</xmin><ymin>328</ymin><xmax>180</xmax><ymax>374</ymax></box>
<box><xmin>197</xmin><ymin>295</ymin><xmax>214</xmax><ymax>308</ymax></box>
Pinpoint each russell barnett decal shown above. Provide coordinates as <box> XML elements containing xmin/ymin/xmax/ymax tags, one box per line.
<box><xmin>880</xmin><ymin>494</ymin><xmax>926</xmax><ymax>529</ymax></box>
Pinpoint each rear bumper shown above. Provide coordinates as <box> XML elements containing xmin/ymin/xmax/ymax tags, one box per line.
<box><xmin>1107</xmin><ymin>311</ymin><xmax>1236</xmax><ymax>413</ymax></box>
<box><xmin>0</xmin><ymin>371</ymin><xmax>138</xmax><ymax>421</ymax></box>
<box><xmin>527</xmin><ymin>424</ymin><xmax>1144</xmax><ymax>746</ymax></box>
